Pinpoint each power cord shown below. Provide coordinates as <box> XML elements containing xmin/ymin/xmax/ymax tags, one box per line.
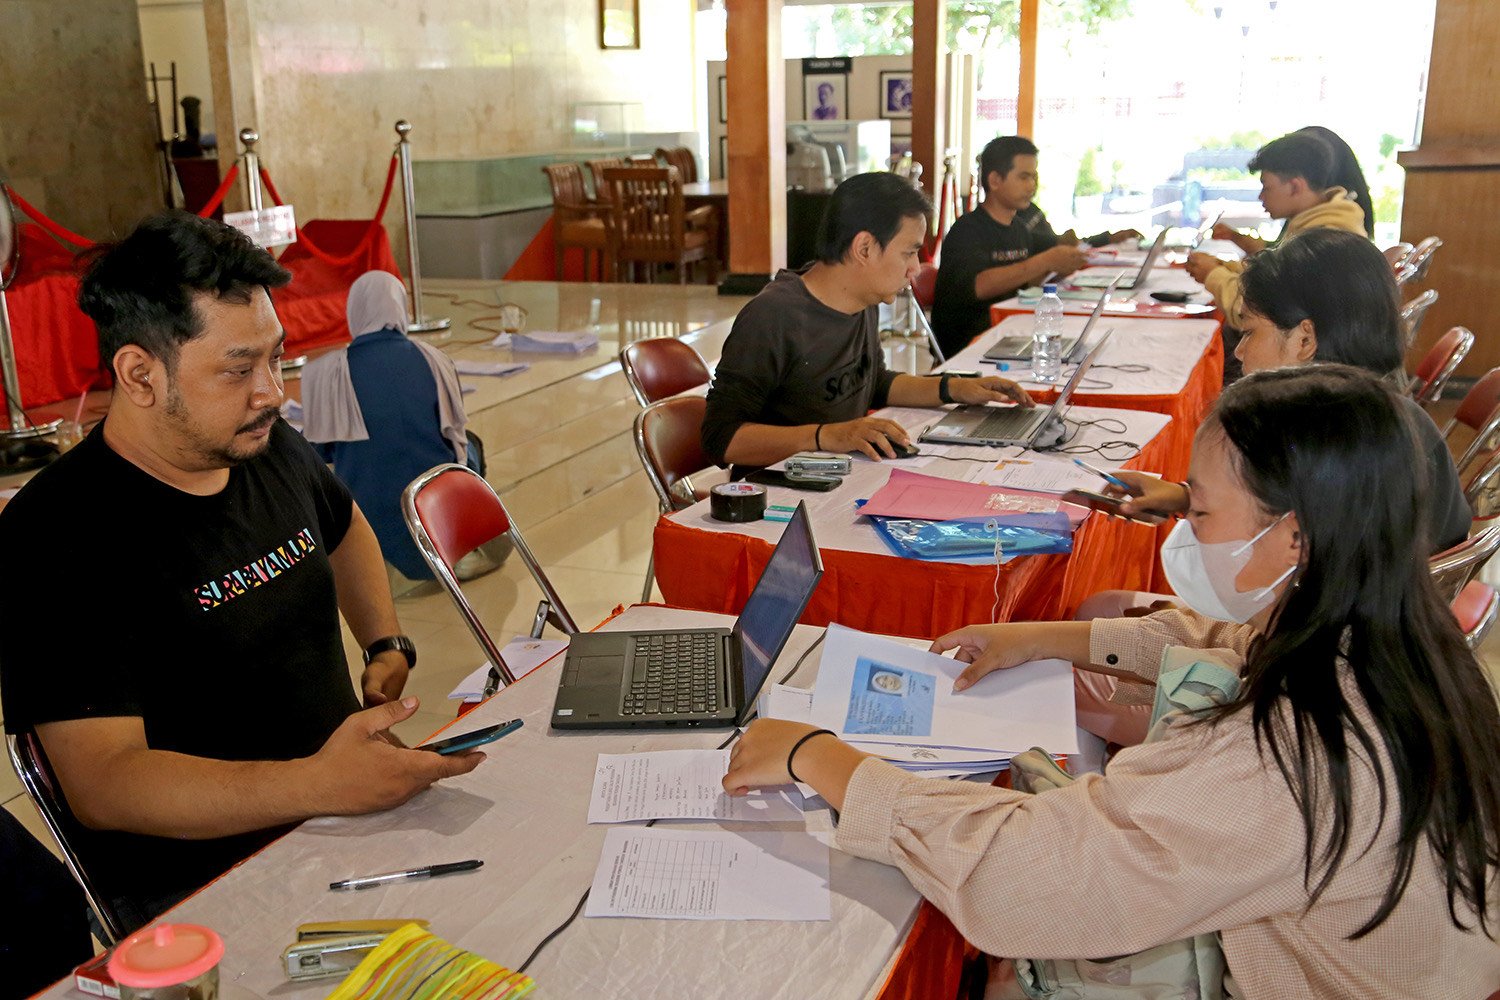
<box><xmin>515</xmin><ymin>633</ymin><xmax>826</xmax><ymax>974</ymax></box>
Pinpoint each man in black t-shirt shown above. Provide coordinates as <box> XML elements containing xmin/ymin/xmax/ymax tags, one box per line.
<box><xmin>931</xmin><ymin>136</ymin><xmax>1140</xmax><ymax>358</ymax></box>
<box><xmin>0</xmin><ymin>214</ymin><xmax>484</xmax><ymax>932</ymax></box>
<box><xmin>703</xmin><ymin>172</ymin><xmax>1033</xmax><ymax>471</ymax></box>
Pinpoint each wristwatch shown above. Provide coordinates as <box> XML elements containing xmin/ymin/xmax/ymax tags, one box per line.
<box><xmin>937</xmin><ymin>373</ymin><xmax>955</xmax><ymax>405</ymax></box>
<box><xmin>363</xmin><ymin>635</ymin><xmax>416</xmax><ymax>670</ymax></box>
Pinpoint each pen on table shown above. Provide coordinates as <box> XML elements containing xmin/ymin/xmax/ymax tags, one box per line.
<box><xmin>329</xmin><ymin>859</ymin><xmax>483</xmax><ymax>891</ymax></box>
<box><xmin>1072</xmin><ymin>458</ymin><xmax>1135</xmax><ymax>493</ymax></box>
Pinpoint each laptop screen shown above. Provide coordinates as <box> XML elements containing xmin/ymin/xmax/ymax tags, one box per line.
<box><xmin>731</xmin><ymin>502</ymin><xmax>824</xmax><ymax>718</ymax></box>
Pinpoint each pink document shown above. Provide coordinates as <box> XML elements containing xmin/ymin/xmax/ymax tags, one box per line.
<box><xmin>860</xmin><ymin>469</ymin><xmax>1089</xmax><ymax>526</ymax></box>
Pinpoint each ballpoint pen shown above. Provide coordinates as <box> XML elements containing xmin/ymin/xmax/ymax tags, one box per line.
<box><xmin>1073</xmin><ymin>458</ymin><xmax>1134</xmax><ymax>494</ymax></box>
<box><xmin>330</xmin><ymin>859</ymin><xmax>484</xmax><ymax>891</ymax></box>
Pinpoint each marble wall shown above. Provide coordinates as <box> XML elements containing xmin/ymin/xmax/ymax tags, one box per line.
<box><xmin>0</xmin><ymin>0</ymin><xmax>163</xmax><ymax>238</ymax></box>
<box><xmin>207</xmin><ymin>0</ymin><xmax>699</xmax><ymax>273</ymax></box>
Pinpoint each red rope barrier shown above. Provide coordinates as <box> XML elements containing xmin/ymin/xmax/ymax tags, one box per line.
<box><xmin>258</xmin><ymin>154</ymin><xmax>399</xmax><ymax>268</ymax></box>
<box><xmin>195</xmin><ymin>163</ymin><xmax>241</xmax><ymax>218</ymax></box>
<box><xmin>3</xmin><ymin>186</ymin><xmax>94</xmax><ymax>249</ymax></box>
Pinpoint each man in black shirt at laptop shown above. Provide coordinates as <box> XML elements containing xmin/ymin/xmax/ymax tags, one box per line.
<box><xmin>0</xmin><ymin>214</ymin><xmax>484</xmax><ymax>932</ymax></box>
<box><xmin>703</xmin><ymin>172</ymin><xmax>1033</xmax><ymax>472</ymax></box>
<box><xmin>931</xmin><ymin>136</ymin><xmax>1140</xmax><ymax>358</ymax></box>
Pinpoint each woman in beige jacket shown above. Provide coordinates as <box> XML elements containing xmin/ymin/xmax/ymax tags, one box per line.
<box><xmin>725</xmin><ymin>366</ymin><xmax>1500</xmax><ymax>999</ymax></box>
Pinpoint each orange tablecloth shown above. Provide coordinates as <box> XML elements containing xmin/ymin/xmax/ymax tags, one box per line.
<box><xmin>653</xmin><ymin>422</ymin><xmax>1174</xmax><ymax>638</ymax></box>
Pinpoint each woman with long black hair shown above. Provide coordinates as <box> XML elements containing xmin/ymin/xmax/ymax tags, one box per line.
<box><xmin>724</xmin><ymin>366</ymin><xmax>1500</xmax><ymax>998</ymax></box>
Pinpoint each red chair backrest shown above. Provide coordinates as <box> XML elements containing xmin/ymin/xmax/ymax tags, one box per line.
<box><xmin>410</xmin><ymin>467</ymin><xmax>510</xmax><ymax>570</ymax></box>
<box><xmin>621</xmin><ymin>337</ymin><xmax>710</xmax><ymax>404</ymax></box>
<box><xmin>639</xmin><ymin>396</ymin><xmax>713</xmax><ymax>509</ymax></box>
<box><xmin>1456</xmin><ymin>368</ymin><xmax>1500</xmax><ymax>431</ymax></box>
<box><xmin>911</xmin><ymin>262</ymin><xmax>939</xmax><ymax>310</ymax></box>
<box><xmin>1416</xmin><ymin>327</ymin><xmax>1466</xmax><ymax>383</ymax></box>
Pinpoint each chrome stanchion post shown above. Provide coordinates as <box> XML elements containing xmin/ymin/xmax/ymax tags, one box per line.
<box><xmin>0</xmin><ymin>183</ymin><xmax>61</xmax><ymax>471</ymax></box>
<box><xmin>395</xmin><ymin>120</ymin><xmax>450</xmax><ymax>334</ymax></box>
<box><xmin>239</xmin><ymin>128</ymin><xmax>263</xmax><ymax>213</ymax></box>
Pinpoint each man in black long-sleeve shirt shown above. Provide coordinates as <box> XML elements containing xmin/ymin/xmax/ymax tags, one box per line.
<box><xmin>931</xmin><ymin>136</ymin><xmax>1139</xmax><ymax>358</ymax></box>
<box><xmin>702</xmin><ymin>173</ymin><xmax>1033</xmax><ymax>472</ymax></box>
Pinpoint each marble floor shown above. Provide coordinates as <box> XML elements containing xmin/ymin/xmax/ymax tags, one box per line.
<box><xmin>3</xmin><ymin>279</ymin><xmax>1499</xmax><ymax>974</ymax></box>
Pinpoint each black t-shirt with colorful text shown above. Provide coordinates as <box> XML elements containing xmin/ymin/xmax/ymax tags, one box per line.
<box><xmin>0</xmin><ymin>418</ymin><xmax>358</xmax><ymax>911</ymax></box>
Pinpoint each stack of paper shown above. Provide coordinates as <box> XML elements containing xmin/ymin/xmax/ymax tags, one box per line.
<box><xmin>805</xmin><ymin>624</ymin><xmax>1078</xmax><ymax>768</ymax></box>
<box><xmin>453</xmin><ymin>359</ymin><xmax>530</xmax><ymax>377</ymax></box>
<box><xmin>487</xmin><ymin>330</ymin><xmax>600</xmax><ymax>353</ymax></box>
<box><xmin>861</xmin><ymin>468</ymin><xmax>1089</xmax><ymax>527</ymax></box>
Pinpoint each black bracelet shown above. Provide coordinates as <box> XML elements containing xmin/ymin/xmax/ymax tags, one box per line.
<box><xmin>937</xmin><ymin>373</ymin><xmax>954</xmax><ymax>405</ymax></box>
<box><xmin>787</xmin><ymin>729</ymin><xmax>836</xmax><ymax>784</ymax></box>
<box><xmin>814</xmin><ymin>423</ymin><xmax>824</xmax><ymax>450</ymax></box>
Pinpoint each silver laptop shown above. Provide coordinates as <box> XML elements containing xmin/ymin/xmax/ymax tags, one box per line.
<box><xmin>920</xmin><ymin>330</ymin><xmax>1113</xmax><ymax>448</ymax></box>
<box><xmin>551</xmin><ymin>502</ymin><xmax>823</xmax><ymax>730</ymax></box>
<box><xmin>1071</xmin><ymin>229</ymin><xmax>1168</xmax><ymax>289</ymax></box>
<box><xmin>982</xmin><ymin>285</ymin><xmax>1111</xmax><ymax>363</ymax></box>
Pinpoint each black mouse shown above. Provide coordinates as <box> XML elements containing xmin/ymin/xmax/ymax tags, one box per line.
<box><xmin>891</xmin><ymin>441</ymin><xmax>921</xmax><ymax>459</ymax></box>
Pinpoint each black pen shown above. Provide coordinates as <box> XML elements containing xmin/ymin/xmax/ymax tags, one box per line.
<box><xmin>329</xmin><ymin>859</ymin><xmax>483</xmax><ymax>891</ymax></box>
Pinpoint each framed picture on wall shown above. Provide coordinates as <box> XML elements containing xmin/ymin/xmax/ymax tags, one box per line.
<box><xmin>880</xmin><ymin>71</ymin><xmax>913</xmax><ymax>119</ymax></box>
<box><xmin>890</xmin><ymin>130</ymin><xmax>913</xmax><ymax>159</ymax></box>
<box><xmin>598</xmin><ymin>0</ymin><xmax>640</xmax><ymax>49</ymax></box>
<box><xmin>803</xmin><ymin>74</ymin><xmax>847</xmax><ymax>121</ymax></box>
<box><xmin>718</xmin><ymin>136</ymin><xmax>728</xmax><ymax>178</ymax></box>
<box><xmin>717</xmin><ymin>76</ymin><xmax>728</xmax><ymax>124</ymax></box>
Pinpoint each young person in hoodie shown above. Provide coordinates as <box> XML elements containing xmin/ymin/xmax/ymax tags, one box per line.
<box><xmin>1185</xmin><ymin>130</ymin><xmax>1367</xmax><ymax>328</ymax></box>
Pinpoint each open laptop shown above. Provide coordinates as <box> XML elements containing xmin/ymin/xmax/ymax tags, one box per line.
<box><xmin>982</xmin><ymin>285</ymin><xmax>1111</xmax><ymax>364</ymax></box>
<box><xmin>551</xmin><ymin>502</ymin><xmax>824</xmax><ymax>729</ymax></box>
<box><xmin>1070</xmin><ymin>229</ymin><xmax>1168</xmax><ymax>288</ymax></box>
<box><xmin>920</xmin><ymin>329</ymin><xmax>1113</xmax><ymax>448</ymax></box>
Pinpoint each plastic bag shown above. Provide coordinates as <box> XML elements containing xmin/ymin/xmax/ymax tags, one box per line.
<box><xmin>868</xmin><ymin>511</ymin><xmax>1074</xmax><ymax>561</ymax></box>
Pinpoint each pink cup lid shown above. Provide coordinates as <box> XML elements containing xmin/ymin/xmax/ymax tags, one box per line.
<box><xmin>108</xmin><ymin>923</ymin><xmax>224</xmax><ymax>988</ymax></box>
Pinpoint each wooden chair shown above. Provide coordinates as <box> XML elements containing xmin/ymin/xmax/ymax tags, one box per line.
<box><xmin>1412</xmin><ymin>326</ymin><xmax>1475</xmax><ymax>407</ymax></box>
<box><xmin>633</xmin><ymin>396</ymin><xmax>719</xmax><ymax>600</ymax></box>
<box><xmin>541</xmin><ymin>162</ymin><xmax>611</xmax><ymax>282</ymax></box>
<box><xmin>586</xmin><ymin>157</ymin><xmax>628</xmax><ymax>204</ymax></box>
<box><xmin>1400</xmin><ymin>289</ymin><xmax>1439</xmax><ymax>348</ymax></box>
<box><xmin>655</xmin><ymin>146</ymin><xmax>699</xmax><ymax>183</ymax></box>
<box><xmin>602</xmin><ymin>166</ymin><xmax>718</xmax><ymax>285</ymax></box>
<box><xmin>403</xmin><ymin>464</ymin><xmax>579</xmax><ymax>695</ymax></box>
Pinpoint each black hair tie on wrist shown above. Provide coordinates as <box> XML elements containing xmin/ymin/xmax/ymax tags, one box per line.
<box><xmin>787</xmin><ymin>729</ymin><xmax>837</xmax><ymax>784</ymax></box>
<box><xmin>814</xmin><ymin>424</ymin><xmax>824</xmax><ymax>451</ymax></box>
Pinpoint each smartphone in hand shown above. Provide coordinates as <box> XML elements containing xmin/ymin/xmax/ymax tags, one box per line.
<box><xmin>420</xmin><ymin>719</ymin><xmax>523</xmax><ymax>755</ymax></box>
<box><xmin>1061</xmin><ymin>489</ymin><xmax>1166</xmax><ymax>524</ymax></box>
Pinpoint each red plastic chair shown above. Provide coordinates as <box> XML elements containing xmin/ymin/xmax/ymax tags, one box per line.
<box><xmin>619</xmin><ymin>337</ymin><xmax>711</xmax><ymax>406</ymax></box>
<box><xmin>1407</xmin><ymin>235</ymin><xmax>1443</xmax><ymax>281</ymax></box>
<box><xmin>1429</xmin><ymin>523</ymin><xmax>1500</xmax><ymax>603</ymax></box>
<box><xmin>1443</xmin><ymin>368</ymin><xmax>1500</xmax><ymax>476</ymax></box>
<box><xmin>1412</xmin><ymin>326</ymin><xmax>1475</xmax><ymax>407</ymax></box>
<box><xmin>633</xmin><ymin>396</ymin><xmax>718</xmax><ymax>601</ymax></box>
<box><xmin>1451</xmin><ymin>581</ymin><xmax>1500</xmax><ymax>649</ymax></box>
<box><xmin>1399</xmin><ymin>288</ymin><xmax>1438</xmax><ymax>349</ymax></box>
<box><xmin>1382</xmin><ymin>241</ymin><xmax>1413</xmax><ymax>270</ymax></box>
<box><xmin>911</xmin><ymin>262</ymin><xmax>939</xmax><ymax>310</ymax></box>
<box><xmin>403</xmin><ymin>464</ymin><xmax>578</xmax><ymax>693</ymax></box>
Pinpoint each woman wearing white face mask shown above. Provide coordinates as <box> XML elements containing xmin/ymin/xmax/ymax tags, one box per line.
<box><xmin>722</xmin><ymin>366</ymin><xmax>1500</xmax><ymax>999</ymax></box>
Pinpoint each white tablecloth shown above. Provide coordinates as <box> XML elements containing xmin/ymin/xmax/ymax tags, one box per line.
<box><xmin>39</xmin><ymin>608</ymin><xmax>924</xmax><ymax>1000</ymax></box>
<box><xmin>948</xmin><ymin>316</ymin><xmax>1218</xmax><ymax>397</ymax></box>
<box><xmin>667</xmin><ymin>405</ymin><xmax>1170</xmax><ymax>553</ymax></box>
<box><xmin>992</xmin><ymin>265</ymin><xmax>1215</xmax><ymax>316</ymax></box>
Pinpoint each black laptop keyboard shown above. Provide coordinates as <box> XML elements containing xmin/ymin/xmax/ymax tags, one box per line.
<box><xmin>620</xmin><ymin>631</ymin><xmax>722</xmax><ymax>716</ymax></box>
<box><xmin>972</xmin><ymin>407</ymin><xmax>1043</xmax><ymax>440</ymax></box>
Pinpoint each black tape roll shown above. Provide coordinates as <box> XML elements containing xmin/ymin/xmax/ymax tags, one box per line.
<box><xmin>710</xmin><ymin>482</ymin><xmax>767</xmax><ymax>522</ymax></box>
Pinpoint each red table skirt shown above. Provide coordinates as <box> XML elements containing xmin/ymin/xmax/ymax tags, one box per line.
<box><xmin>1</xmin><ymin>221</ymin><xmax>398</xmax><ymax>409</ymax></box>
<box><xmin>654</xmin><ymin>421</ymin><xmax>1175</xmax><ymax>638</ymax></box>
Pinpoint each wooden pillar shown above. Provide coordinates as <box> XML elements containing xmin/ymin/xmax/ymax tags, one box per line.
<box><xmin>1397</xmin><ymin>0</ymin><xmax>1500</xmax><ymax>375</ymax></box>
<box><xmin>722</xmin><ymin>0</ymin><xmax>785</xmax><ymax>292</ymax></box>
<box><xmin>911</xmin><ymin>0</ymin><xmax>946</xmax><ymax>199</ymax></box>
<box><xmin>1017</xmin><ymin>0</ymin><xmax>1038</xmax><ymax>139</ymax></box>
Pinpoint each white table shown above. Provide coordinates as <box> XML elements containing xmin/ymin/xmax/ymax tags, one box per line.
<box><xmin>39</xmin><ymin>607</ymin><xmax>924</xmax><ymax>1000</ymax></box>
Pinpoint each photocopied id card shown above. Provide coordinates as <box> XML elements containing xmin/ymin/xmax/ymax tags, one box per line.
<box><xmin>843</xmin><ymin>658</ymin><xmax>937</xmax><ymax>737</ymax></box>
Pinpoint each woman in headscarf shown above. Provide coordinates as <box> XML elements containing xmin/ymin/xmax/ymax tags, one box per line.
<box><xmin>303</xmin><ymin>270</ymin><xmax>479</xmax><ymax>581</ymax></box>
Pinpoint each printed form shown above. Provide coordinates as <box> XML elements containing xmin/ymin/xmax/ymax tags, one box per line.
<box><xmin>588</xmin><ymin>749</ymin><xmax>802</xmax><ymax>824</ymax></box>
<box><xmin>585</xmin><ymin>827</ymin><xmax>831</xmax><ymax>921</ymax></box>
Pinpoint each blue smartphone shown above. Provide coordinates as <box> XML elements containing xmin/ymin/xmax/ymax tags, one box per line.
<box><xmin>421</xmin><ymin>719</ymin><xmax>523</xmax><ymax>755</ymax></box>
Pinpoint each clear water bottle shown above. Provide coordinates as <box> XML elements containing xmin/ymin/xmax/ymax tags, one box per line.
<box><xmin>1032</xmin><ymin>283</ymin><xmax>1065</xmax><ymax>384</ymax></box>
